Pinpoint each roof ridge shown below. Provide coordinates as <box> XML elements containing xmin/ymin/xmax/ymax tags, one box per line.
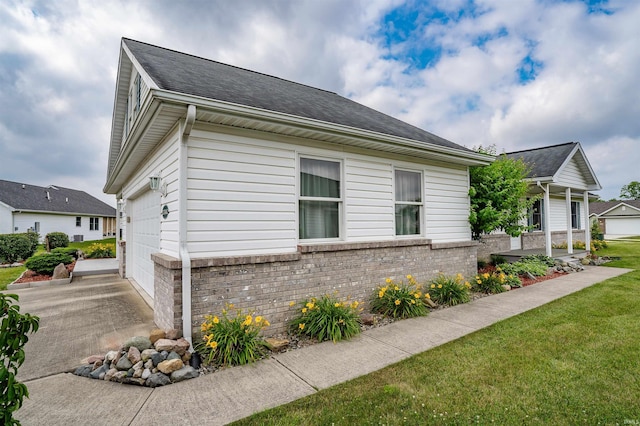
<box><xmin>122</xmin><ymin>38</ymin><xmax>338</xmax><ymax>96</ymax></box>
<box><xmin>506</xmin><ymin>141</ymin><xmax>577</xmax><ymax>155</ymax></box>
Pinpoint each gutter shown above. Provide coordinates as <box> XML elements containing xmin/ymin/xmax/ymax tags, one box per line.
<box><xmin>179</xmin><ymin>104</ymin><xmax>196</xmax><ymax>348</ymax></box>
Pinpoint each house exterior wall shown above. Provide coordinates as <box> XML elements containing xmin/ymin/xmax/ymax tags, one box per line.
<box><xmin>548</xmin><ymin>196</ymin><xmax>585</xmax><ymax>231</ymax></box>
<box><xmin>12</xmin><ymin>212</ymin><xmax>105</xmax><ymax>242</ymax></box>
<box><xmin>604</xmin><ymin>205</ymin><xmax>640</xmax><ymax>217</ymax></box>
<box><xmin>0</xmin><ymin>203</ymin><xmax>13</xmax><ymax>234</ymax></box>
<box><xmin>152</xmin><ymin>240</ymin><xmax>477</xmax><ymax>336</ymax></box>
<box><xmin>476</xmin><ymin>230</ymin><xmax>588</xmax><ymax>261</ymax></box>
<box><xmin>556</xmin><ymin>157</ymin><xmax>588</xmax><ymax>189</ymax></box>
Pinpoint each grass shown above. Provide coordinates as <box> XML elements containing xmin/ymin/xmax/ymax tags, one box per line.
<box><xmin>234</xmin><ymin>241</ymin><xmax>640</xmax><ymax>425</ymax></box>
<box><xmin>0</xmin><ymin>238</ymin><xmax>116</xmax><ymax>291</ymax></box>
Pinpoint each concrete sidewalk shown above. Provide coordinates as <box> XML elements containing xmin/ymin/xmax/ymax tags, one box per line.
<box><xmin>14</xmin><ymin>266</ymin><xmax>631</xmax><ymax>425</ymax></box>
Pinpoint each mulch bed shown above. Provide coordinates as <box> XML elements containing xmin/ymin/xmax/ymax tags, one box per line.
<box><xmin>14</xmin><ymin>261</ymin><xmax>76</xmax><ymax>283</ymax></box>
<box><xmin>478</xmin><ymin>265</ymin><xmax>563</xmax><ymax>287</ymax></box>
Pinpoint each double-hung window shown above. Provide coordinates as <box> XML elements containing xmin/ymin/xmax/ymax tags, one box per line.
<box><xmin>395</xmin><ymin>169</ymin><xmax>422</xmax><ymax>236</ymax></box>
<box><xmin>571</xmin><ymin>201</ymin><xmax>581</xmax><ymax>229</ymax></box>
<box><xmin>528</xmin><ymin>199</ymin><xmax>544</xmax><ymax>231</ymax></box>
<box><xmin>299</xmin><ymin>157</ymin><xmax>341</xmax><ymax>240</ymax></box>
<box><xmin>76</xmin><ymin>217</ymin><xmax>81</xmax><ymax>227</ymax></box>
<box><xmin>90</xmin><ymin>217</ymin><xmax>99</xmax><ymax>231</ymax></box>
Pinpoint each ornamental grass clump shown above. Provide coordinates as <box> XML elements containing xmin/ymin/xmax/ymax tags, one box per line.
<box><xmin>473</xmin><ymin>271</ymin><xmax>507</xmax><ymax>294</ymax></box>
<box><xmin>370</xmin><ymin>275</ymin><xmax>429</xmax><ymax>319</ymax></box>
<box><xmin>428</xmin><ymin>273</ymin><xmax>471</xmax><ymax>306</ymax></box>
<box><xmin>196</xmin><ymin>303</ymin><xmax>270</xmax><ymax>367</ymax></box>
<box><xmin>289</xmin><ymin>293</ymin><xmax>361</xmax><ymax>343</ymax></box>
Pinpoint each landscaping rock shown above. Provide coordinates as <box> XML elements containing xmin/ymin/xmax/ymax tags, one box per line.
<box><xmin>74</xmin><ymin>365</ymin><xmax>92</xmax><ymax>377</ymax></box>
<box><xmin>175</xmin><ymin>338</ymin><xmax>190</xmax><ymax>356</ymax></box>
<box><xmin>167</xmin><ymin>351</ymin><xmax>181</xmax><ymax>361</ymax></box>
<box><xmin>154</xmin><ymin>338</ymin><xmax>176</xmax><ymax>352</ymax></box>
<box><xmin>150</xmin><ymin>351</ymin><xmax>165</xmax><ymax>367</ymax></box>
<box><xmin>359</xmin><ymin>314</ymin><xmax>376</xmax><ymax>326</ymax></box>
<box><xmin>265</xmin><ymin>337</ymin><xmax>290</xmax><ymax>352</ymax></box>
<box><xmin>82</xmin><ymin>354</ymin><xmax>105</xmax><ymax>365</ymax></box>
<box><xmin>165</xmin><ymin>328</ymin><xmax>182</xmax><ymax>340</ymax></box>
<box><xmin>123</xmin><ymin>377</ymin><xmax>146</xmax><ymax>386</ymax></box>
<box><xmin>149</xmin><ymin>328</ymin><xmax>166</xmax><ymax>344</ymax></box>
<box><xmin>124</xmin><ymin>336</ymin><xmax>153</xmax><ymax>352</ymax></box>
<box><xmin>182</xmin><ymin>352</ymin><xmax>192</xmax><ymax>364</ymax></box>
<box><xmin>501</xmin><ymin>284</ymin><xmax>511</xmax><ymax>291</ymax></box>
<box><xmin>52</xmin><ymin>263</ymin><xmax>69</xmax><ymax>279</ymax></box>
<box><xmin>141</xmin><ymin>368</ymin><xmax>151</xmax><ymax>380</ymax></box>
<box><xmin>115</xmin><ymin>356</ymin><xmax>133</xmax><ymax>371</ymax></box>
<box><xmin>141</xmin><ymin>348</ymin><xmax>157</xmax><ymax>362</ymax></box>
<box><xmin>158</xmin><ymin>359</ymin><xmax>183</xmax><ymax>374</ymax></box>
<box><xmin>424</xmin><ymin>298</ymin><xmax>437</xmax><ymax>308</ymax></box>
<box><xmin>146</xmin><ymin>373</ymin><xmax>171</xmax><ymax>388</ymax></box>
<box><xmin>170</xmin><ymin>366</ymin><xmax>199</xmax><ymax>383</ymax></box>
<box><xmin>90</xmin><ymin>364</ymin><xmax>109</xmax><ymax>380</ymax></box>
<box><xmin>127</xmin><ymin>346</ymin><xmax>141</xmax><ymax>364</ymax></box>
<box><xmin>104</xmin><ymin>368</ymin><xmax>118</xmax><ymax>381</ymax></box>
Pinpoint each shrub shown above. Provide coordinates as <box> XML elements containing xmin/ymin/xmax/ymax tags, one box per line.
<box><xmin>46</xmin><ymin>232</ymin><xmax>69</xmax><ymax>250</ymax></box>
<box><xmin>24</xmin><ymin>253</ymin><xmax>73</xmax><ymax>276</ymax></box>
<box><xmin>0</xmin><ymin>234</ymin><xmax>37</xmax><ymax>264</ymax></box>
<box><xmin>499</xmin><ymin>258</ymin><xmax>548</xmax><ymax>277</ymax></box>
<box><xmin>290</xmin><ymin>293</ymin><xmax>362</xmax><ymax>342</ymax></box>
<box><xmin>473</xmin><ymin>271</ymin><xmax>507</xmax><ymax>294</ymax></box>
<box><xmin>1</xmin><ymin>293</ymin><xmax>39</xmax><ymax>426</ymax></box>
<box><xmin>504</xmin><ymin>273</ymin><xmax>523</xmax><ymax>288</ymax></box>
<box><xmin>490</xmin><ymin>254</ymin><xmax>507</xmax><ymax>266</ymax></box>
<box><xmin>592</xmin><ymin>239</ymin><xmax>608</xmax><ymax>251</ymax></box>
<box><xmin>370</xmin><ymin>275</ymin><xmax>429</xmax><ymax>319</ymax></box>
<box><xmin>521</xmin><ymin>255</ymin><xmax>556</xmax><ymax>267</ymax></box>
<box><xmin>427</xmin><ymin>274</ymin><xmax>471</xmax><ymax>306</ymax></box>
<box><xmin>51</xmin><ymin>247</ymin><xmax>79</xmax><ymax>259</ymax></box>
<box><xmin>85</xmin><ymin>243</ymin><xmax>114</xmax><ymax>258</ymax></box>
<box><xmin>196</xmin><ymin>303</ymin><xmax>269</xmax><ymax>367</ymax></box>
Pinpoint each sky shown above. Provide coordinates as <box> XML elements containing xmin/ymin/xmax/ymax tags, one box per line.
<box><xmin>1</xmin><ymin>0</ymin><xmax>638</xmax><ymax>206</ymax></box>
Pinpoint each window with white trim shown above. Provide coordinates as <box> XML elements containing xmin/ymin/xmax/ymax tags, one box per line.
<box><xmin>299</xmin><ymin>157</ymin><xmax>341</xmax><ymax>240</ymax></box>
<box><xmin>571</xmin><ymin>201</ymin><xmax>581</xmax><ymax>229</ymax></box>
<box><xmin>76</xmin><ymin>217</ymin><xmax>81</xmax><ymax>227</ymax></box>
<box><xmin>395</xmin><ymin>169</ymin><xmax>422</xmax><ymax>236</ymax></box>
<box><xmin>90</xmin><ymin>217</ymin><xmax>99</xmax><ymax>231</ymax></box>
<box><xmin>528</xmin><ymin>199</ymin><xmax>544</xmax><ymax>231</ymax></box>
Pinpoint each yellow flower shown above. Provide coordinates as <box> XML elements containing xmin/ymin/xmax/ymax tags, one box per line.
<box><xmin>213</xmin><ymin>316</ymin><xmax>219</xmax><ymax>324</ymax></box>
<box><xmin>395</xmin><ymin>299</ymin><xmax>401</xmax><ymax>305</ymax></box>
<box><xmin>338</xmin><ymin>319</ymin><xmax>344</xmax><ymax>324</ymax></box>
<box><xmin>430</xmin><ymin>284</ymin><xmax>435</xmax><ymax>289</ymax></box>
<box><xmin>456</xmin><ymin>273</ymin><xmax>464</xmax><ymax>281</ymax></box>
<box><xmin>476</xmin><ymin>279</ymin><xmax>482</xmax><ymax>284</ymax></box>
<box><xmin>289</xmin><ymin>301</ymin><xmax>295</xmax><ymax>307</ymax></box>
<box><xmin>334</xmin><ymin>302</ymin><xmax>341</xmax><ymax>308</ymax></box>
<box><xmin>228</xmin><ymin>303</ymin><xmax>234</xmax><ymax>309</ymax></box>
<box><xmin>483</xmin><ymin>273</ymin><xmax>490</xmax><ymax>279</ymax></box>
<box><xmin>351</xmin><ymin>301</ymin><xmax>359</xmax><ymax>309</ymax></box>
<box><xmin>262</xmin><ymin>319</ymin><xmax>270</xmax><ymax>327</ymax></box>
<box><xmin>406</xmin><ymin>274</ymin><xmax>412</xmax><ymax>280</ymax></box>
<box><xmin>425</xmin><ymin>293</ymin><xmax>431</xmax><ymax>299</ymax></box>
<box><xmin>438</xmin><ymin>284</ymin><xmax>443</xmax><ymax>289</ymax></box>
<box><xmin>302</xmin><ymin>307</ymin><xmax>307</xmax><ymax>313</ymax></box>
<box><xmin>496</xmin><ymin>266</ymin><xmax>502</xmax><ymax>272</ymax></box>
<box><xmin>255</xmin><ymin>316</ymin><xmax>263</xmax><ymax>324</ymax></box>
<box><xmin>306</xmin><ymin>302</ymin><xmax>315</xmax><ymax>310</ymax></box>
<box><xmin>299</xmin><ymin>323</ymin><xmax>305</xmax><ymax>330</ymax></box>
<box><xmin>465</xmin><ymin>281</ymin><xmax>471</xmax><ymax>288</ymax></box>
<box><xmin>411</xmin><ymin>299</ymin><xmax>416</xmax><ymax>304</ymax></box>
<box><xmin>208</xmin><ymin>341</ymin><xmax>218</xmax><ymax>349</ymax></box>
<box><xmin>378</xmin><ymin>291</ymin><xmax>384</xmax><ymax>298</ymax></box>
<box><xmin>200</xmin><ymin>323</ymin><xmax>208</xmax><ymax>332</ymax></box>
<box><xmin>385</xmin><ymin>278</ymin><xmax>392</xmax><ymax>284</ymax></box>
<box><xmin>414</xmin><ymin>292</ymin><xmax>421</xmax><ymax>298</ymax></box>
<box><xmin>394</xmin><ymin>286</ymin><xmax>399</xmax><ymax>291</ymax></box>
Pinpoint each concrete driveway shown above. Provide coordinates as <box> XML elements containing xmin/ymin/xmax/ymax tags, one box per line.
<box><xmin>10</xmin><ymin>275</ymin><xmax>155</xmax><ymax>382</ymax></box>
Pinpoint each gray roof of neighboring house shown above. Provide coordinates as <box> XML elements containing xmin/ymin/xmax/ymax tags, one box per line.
<box><xmin>505</xmin><ymin>142</ymin><xmax>578</xmax><ymax>179</ymax></box>
<box><xmin>589</xmin><ymin>200</ymin><xmax>640</xmax><ymax>216</ymax></box>
<box><xmin>123</xmin><ymin>38</ymin><xmax>472</xmax><ymax>153</ymax></box>
<box><xmin>0</xmin><ymin>180</ymin><xmax>116</xmax><ymax>216</ymax></box>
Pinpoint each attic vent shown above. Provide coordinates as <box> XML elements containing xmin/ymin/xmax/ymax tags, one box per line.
<box><xmin>46</xmin><ymin>191</ymin><xmax>51</xmax><ymax>201</ymax></box>
<box><xmin>65</xmin><ymin>197</ymin><xmax>69</xmax><ymax>203</ymax></box>
<box><xmin>22</xmin><ymin>184</ymin><xmax>25</xmax><ymax>189</ymax></box>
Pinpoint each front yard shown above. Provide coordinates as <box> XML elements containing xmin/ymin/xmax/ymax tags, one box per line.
<box><xmin>235</xmin><ymin>241</ymin><xmax>640</xmax><ymax>425</ymax></box>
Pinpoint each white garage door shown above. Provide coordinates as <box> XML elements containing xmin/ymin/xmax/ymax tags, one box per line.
<box><xmin>606</xmin><ymin>217</ymin><xmax>640</xmax><ymax>235</ymax></box>
<box><xmin>129</xmin><ymin>190</ymin><xmax>160</xmax><ymax>298</ymax></box>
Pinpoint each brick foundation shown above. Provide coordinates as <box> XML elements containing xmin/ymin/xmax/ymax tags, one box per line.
<box><xmin>477</xmin><ymin>230</ymin><xmax>588</xmax><ymax>261</ymax></box>
<box><xmin>152</xmin><ymin>239</ymin><xmax>478</xmax><ymax>337</ymax></box>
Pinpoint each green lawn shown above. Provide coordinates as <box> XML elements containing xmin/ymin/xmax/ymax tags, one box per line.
<box><xmin>235</xmin><ymin>242</ymin><xmax>640</xmax><ymax>425</ymax></box>
<box><xmin>0</xmin><ymin>266</ymin><xmax>27</xmax><ymax>291</ymax></box>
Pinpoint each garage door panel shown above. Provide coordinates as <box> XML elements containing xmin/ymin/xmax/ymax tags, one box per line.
<box><xmin>130</xmin><ymin>191</ymin><xmax>160</xmax><ymax>298</ymax></box>
<box><xmin>607</xmin><ymin>217</ymin><xmax>640</xmax><ymax>235</ymax></box>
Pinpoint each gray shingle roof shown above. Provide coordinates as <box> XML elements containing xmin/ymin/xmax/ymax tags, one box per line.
<box><xmin>123</xmin><ymin>38</ymin><xmax>471</xmax><ymax>153</ymax></box>
<box><xmin>505</xmin><ymin>142</ymin><xmax>577</xmax><ymax>179</ymax></box>
<box><xmin>0</xmin><ymin>180</ymin><xmax>116</xmax><ymax>216</ymax></box>
<box><xmin>589</xmin><ymin>200</ymin><xmax>640</xmax><ymax>215</ymax></box>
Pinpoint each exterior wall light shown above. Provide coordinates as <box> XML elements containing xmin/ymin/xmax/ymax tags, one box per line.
<box><xmin>149</xmin><ymin>175</ymin><xmax>167</xmax><ymax>197</ymax></box>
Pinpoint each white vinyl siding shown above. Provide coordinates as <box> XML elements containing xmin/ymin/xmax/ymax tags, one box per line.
<box><xmin>424</xmin><ymin>164</ymin><xmax>471</xmax><ymax>242</ymax></box>
<box><xmin>556</xmin><ymin>157</ymin><xmax>588</xmax><ymax>189</ymax></box>
<box><xmin>606</xmin><ymin>205</ymin><xmax>640</xmax><ymax>216</ymax></box>
<box><xmin>548</xmin><ymin>197</ymin><xmax>585</xmax><ymax>231</ymax></box>
<box><xmin>123</xmin><ymin>68</ymin><xmax>151</xmax><ymax>142</ymax></box>
<box><xmin>12</xmin><ymin>212</ymin><xmax>105</xmax><ymax>242</ymax></box>
<box><xmin>0</xmin><ymin>203</ymin><xmax>13</xmax><ymax>234</ymax></box>
<box><xmin>345</xmin><ymin>158</ymin><xmax>394</xmax><ymax>240</ymax></box>
<box><xmin>186</xmin><ymin>131</ymin><xmax>297</xmax><ymax>257</ymax></box>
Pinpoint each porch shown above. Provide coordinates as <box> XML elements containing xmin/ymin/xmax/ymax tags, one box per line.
<box><xmin>493</xmin><ymin>248</ymin><xmax>589</xmax><ymax>264</ymax></box>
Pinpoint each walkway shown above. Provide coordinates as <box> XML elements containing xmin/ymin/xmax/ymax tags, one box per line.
<box><xmin>13</xmin><ymin>266</ymin><xmax>631</xmax><ymax>425</ymax></box>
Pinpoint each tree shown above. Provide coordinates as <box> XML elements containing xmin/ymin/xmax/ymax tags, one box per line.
<box><xmin>1</xmin><ymin>294</ymin><xmax>39</xmax><ymax>426</ymax></box>
<box><xmin>468</xmin><ymin>145</ymin><xmax>536</xmax><ymax>240</ymax></box>
<box><xmin>620</xmin><ymin>181</ymin><xmax>640</xmax><ymax>200</ymax></box>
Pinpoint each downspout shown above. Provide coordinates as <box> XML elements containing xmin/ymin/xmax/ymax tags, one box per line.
<box><xmin>180</xmin><ymin>104</ymin><xmax>196</xmax><ymax>347</ymax></box>
<box><xmin>537</xmin><ymin>181</ymin><xmax>552</xmax><ymax>257</ymax></box>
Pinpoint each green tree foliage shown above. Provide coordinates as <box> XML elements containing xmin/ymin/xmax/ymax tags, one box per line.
<box><xmin>1</xmin><ymin>294</ymin><xmax>39</xmax><ymax>425</ymax></box>
<box><xmin>620</xmin><ymin>181</ymin><xmax>640</xmax><ymax>200</ymax></box>
<box><xmin>468</xmin><ymin>146</ymin><xmax>536</xmax><ymax>240</ymax></box>
<box><xmin>24</xmin><ymin>253</ymin><xmax>73</xmax><ymax>276</ymax></box>
<box><xmin>0</xmin><ymin>234</ymin><xmax>38</xmax><ymax>264</ymax></box>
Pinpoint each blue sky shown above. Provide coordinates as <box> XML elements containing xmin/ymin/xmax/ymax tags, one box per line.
<box><xmin>0</xmin><ymin>0</ymin><xmax>638</xmax><ymax>205</ymax></box>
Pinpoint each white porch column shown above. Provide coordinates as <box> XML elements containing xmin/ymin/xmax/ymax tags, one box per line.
<box><xmin>544</xmin><ymin>184</ymin><xmax>552</xmax><ymax>257</ymax></box>
<box><xmin>565</xmin><ymin>188</ymin><xmax>573</xmax><ymax>254</ymax></box>
<box><xmin>584</xmin><ymin>191</ymin><xmax>591</xmax><ymax>252</ymax></box>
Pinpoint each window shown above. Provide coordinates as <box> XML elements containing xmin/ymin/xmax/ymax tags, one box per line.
<box><xmin>528</xmin><ymin>199</ymin><xmax>544</xmax><ymax>231</ymax></box>
<box><xmin>395</xmin><ymin>170</ymin><xmax>422</xmax><ymax>235</ymax></box>
<box><xmin>34</xmin><ymin>222</ymin><xmax>40</xmax><ymax>233</ymax></box>
<box><xmin>134</xmin><ymin>74</ymin><xmax>142</xmax><ymax>112</ymax></box>
<box><xmin>571</xmin><ymin>201</ymin><xmax>581</xmax><ymax>229</ymax></box>
<box><xmin>76</xmin><ymin>217</ymin><xmax>81</xmax><ymax>227</ymax></box>
<box><xmin>90</xmin><ymin>217</ymin><xmax>99</xmax><ymax>231</ymax></box>
<box><xmin>299</xmin><ymin>157</ymin><xmax>341</xmax><ymax>239</ymax></box>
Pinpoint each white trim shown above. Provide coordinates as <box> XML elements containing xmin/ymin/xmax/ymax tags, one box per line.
<box><xmin>598</xmin><ymin>202</ymin><xmax>640</xmax><ymax>217</ymax></box>
<box><xmin>393</xmin><ymin>167</ymin><xmax>424</xmax><ymax>237</ymax></box>
<box><xmin>565</xmin><ymin>188</ymin><xmax>573</xmax><ymax>254</ymax></box>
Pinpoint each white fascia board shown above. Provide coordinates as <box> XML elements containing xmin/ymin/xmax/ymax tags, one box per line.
<box><xmin>0</xmin><ymin>200</ymin><xmax>15</xmax><ymax>211</ymax></box>
<box><xmin>551</xmin><ymin>144</ymin><xmax>602</xmax><ymax>191</ymax></box>
<box><xmin>121</xmin><ymin>42</ymin><xmax>160</xmax><ymax>91</ymax></box>
<box><xmin>153</xmin><ymin>90</ymin><xmax>494</xmax><ymax>167</ymax></box>
<box><xmin>13</xmin><ymin>210</ymin><xmax>115</xmax><ymax>217</ymax></box>
<box><xmin>599</xmin><ymin>202</ymin><xmax>640</xmax><ymax>216</ymax></box>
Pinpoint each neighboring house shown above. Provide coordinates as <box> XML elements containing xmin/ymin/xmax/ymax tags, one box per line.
<box><xmin>104</xmin><ymin>38</ymin><xmax>492</xmax><ymax>341</ymax></box>
<box><xmin>477</xmin><ymin>142</ymin><xmax>601</xmax><ymax>260</ymax></box>
<box><xmin>0</xmin><ymin>179</ymin><xmax>117</xmax><ymax>242</ymax></box>
<box><xmin>589</xmin><ymin>200</ymin><xmax>640</xmax><ymax>238</ymax></box>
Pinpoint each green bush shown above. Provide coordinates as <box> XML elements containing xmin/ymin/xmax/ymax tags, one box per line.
<box><xmin>0</xmin><ymin>234</ymin><xmax>37</xmax><ymax>264</ymax></box>
<box><xmin>24</xmin><ymin>253</ymin><xmax>73</xmax><ymax>276</ymax></box>
<box><xmin>196</xmin><ymin>304</ymin><xmax>269</xmax><ymax>367</ymax></box>
<box><xmin>499</xmin><ymin>258</ymin><xmax>548</xmax><ymax>277</ymax></box>
<box><xmin>427</xmin><ymin>274</ymin><xmax>471</xmax><ymax>306</ymax></box>
<box><xmin>46</xmin><ymin>232</ymin><xmax>69</xmax><ymax>250</ymax></box>
<box><xmin>85</xmin><ymin>242</ymin><xmax>114</xmax><ymax>258</ymax></box>
<box><xmin>473</xmin><ymin>271</ymin><xmax>507</xmax><ymax>294</ymax></box>
<box><xmin>51</xmin><ymin>247</ymin><xmax>79</xmax><ymax>259</ymax></box>
<box><xmin>290</xmin><ymin>293</ymin><xmax>362</xmax><ymax>342</ymax></box>
<box><xmin>521</xmin><ymin>255</ymin><xmax>556</xmax><ymax>267</ymax></box>
<box><xmin>592</xmin><ymin>239</ymin><xmax>608</xmax><ymax>250</ymax></box>
<box><xmin>370</xmin><ymin>275</ymin><xmax>429</xmax><ymax>319</ymax></box>
<box><xmin>1</xmin><ymin>293</ymin><xmax>39</xmax><ymax>426</ymax></box>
